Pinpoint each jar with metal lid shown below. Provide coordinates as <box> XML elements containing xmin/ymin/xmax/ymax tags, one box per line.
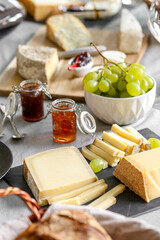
<box><xmin>52</xmin><ymin>99</ymin><xmax>77</xmax><ymax>143</ymax></box>
<box><xmin>51</xmin><ymin>98</ymin><xmax>96</xmax><ymax>143</ymax></box>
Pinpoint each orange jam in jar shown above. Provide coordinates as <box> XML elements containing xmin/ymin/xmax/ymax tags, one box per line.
<box><xmin>52</xmin><ymin>99</ymin><xmax>77</xmax><ymax>143</ymax></box>
<box><xmin>20</xmin><ymin>80</ymin><xmax>44</xmax><ymax>122</ymax></box>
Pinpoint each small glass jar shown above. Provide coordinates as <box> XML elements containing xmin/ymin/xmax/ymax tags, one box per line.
<box><xmin>52</xmin><ymin>98</ymin><xmax>77</xmax><ymax>143</ymax></box>
<box><xmin>20</xmin><ymin>80</ymin><xmax>44</xmax><ymax>122</ymax></box>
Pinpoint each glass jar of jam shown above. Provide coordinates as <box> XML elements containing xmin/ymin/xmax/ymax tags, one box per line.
<box><xmin>20</xmin><ymin>80</ymin><xmax>44</xmax><ymax>122</ymax></box>
<box><xmin>52</xmin><ymin>99</ymin><xmax>77</xmax><ymax>143</ymax></box>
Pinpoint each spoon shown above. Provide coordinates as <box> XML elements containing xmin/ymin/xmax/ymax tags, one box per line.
<box><xmin>0</xmin><ymin>93</ymin><xmax>16</xmax><ymax>137</ymax></box>
<box><xmin>0</xmin><ymin>101</ymin><xmax>25</xmax><ymax>139</ymax></box>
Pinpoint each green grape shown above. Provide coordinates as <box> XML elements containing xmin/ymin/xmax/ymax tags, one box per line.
<box><xmin>148</xmin><ymin>138</ymin><xmax>160</xmax><ymax>149</ymax></box>
<box><xmin>117</xmin><ymin>80</ymin><xmax>126</xmax><ymax>92</ymax></box>
<box><xmin>110</xmin><ymin>67</ymin><xmax>122</xmax><ymax>77</ymax></box>
<box><xmin>132</xmin><ymin>63</ymin><xmax>146</xmax><ymax>72</ymax></box>
<box><xmin>128</xmin><ymin>66</ymin><xmax>144</xmax><ymax>80</ymax></box>
<box><xmin>112</xmin><ymin>82</ymin><xmax>118</xmax><ymax>90</ymax></box>
<box><xmin>120</xmin><ymin>91</ymin><xmax>131</xmax><ymax>98</ymax></box>
<box><xmin>108</xmin><ymin>86</ymin><xmax>116</xmax><ymax>97</ymax></box>
<box><xmin>94</xmin><ymin>89</ymin><xmax>102</xmax><ymax>95</ymax></box>
<box><xmin>126</xmin><ymin>82</ymin><xmax>141</xmax><ymax>96</ymax></box>
<box><xmin>143</xmin><ymin>75</ymin><xmax>154</xmax><ymax>89</ymax></box>
<box><xmin>89</xmin><ymin>158</ymin><xmax>104</xmax><ymax>173</ymax></box>
<box><xmin>132</xmin><ymin>79</ymin><xmax>141</xmax><ymax>85</ymax></box>
<box><xmin>125</xmin><ymin>73</ymin><xmax>134</xmax><ymax>83</ymax></box>
<box><xmin>84</xmin><ymin>80</ymin><xmax>99</xmax><ymax>93</ymax></box>
<box><xmin>140</xmin><ymin>89</ymin><xmax>145</xmax><ymax>95</ymax></box>
<box><xmin>99</xmin><ymin>80</ymin><xmax>110</xmax><ymax>92</ymax></box>
<box><xmin>140</xmin><ymin>79</ymin><xmax>149</xmax><ymax>92</ymax></box>
<box><xmin>108</xmin><ymin>74</ymin><xmax>119</xmax><ymax>83</ymax></box>
<box><xmin>118</xmin><ymin>62</ymin><xmax>127</xmax><ymax>71</ymax></box>
<box><xmin>82</xmin><ymin>72</ymin><xmax>99</xmax><ymax>86</ymax></box>
<box><xmin>102</xmin><ymin>67</ymin><xmax>112</xmax><ymax>78</ymax></box>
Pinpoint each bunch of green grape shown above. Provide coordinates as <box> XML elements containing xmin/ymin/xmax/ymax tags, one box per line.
<box><xmin>83</xmin><ymin>62</ymin><xmax>154</xmax><ymax>98</ymax></box>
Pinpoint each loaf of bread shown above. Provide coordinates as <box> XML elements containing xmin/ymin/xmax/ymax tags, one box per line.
<box><xmin>15</xmin><ymin>209</ymin><xmax>112</xmax><ymax>240</ymax></box>
<box><xmin>46</xmin><ymin>14</ymin><xmax>93</xmax><ymax>51</ymax></box>
<box><xmin>18</xmin><ymin>0</ymin><xmax>84</xmax><ymax>21</ymax></box>
<box><xmin>17</xmin><ymin>45</ymin><xmax>59</xmax><ymax>83</ymax></box>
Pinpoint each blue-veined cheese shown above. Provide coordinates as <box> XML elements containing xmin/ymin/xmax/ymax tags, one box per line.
<box><xmin>46</xmin><ymin>14</ymin><xmax>92</xmax><ymax>51</ymax></box>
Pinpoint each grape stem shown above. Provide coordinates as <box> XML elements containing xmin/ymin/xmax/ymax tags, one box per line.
<box><xmin>90</xmin><ymin>42</ymin><xmax>127</xmax><ymax>73</ymax></box>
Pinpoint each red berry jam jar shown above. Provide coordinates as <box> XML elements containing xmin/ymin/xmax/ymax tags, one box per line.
<box><xmin>20</xmin><ymin>80</ymin><xmax>44</xmax><ymax>122</ymax></box>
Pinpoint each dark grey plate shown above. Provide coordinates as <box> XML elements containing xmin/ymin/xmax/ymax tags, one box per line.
<box><xmin>0</xmin><ymin>141</ymin><xmax>13</xmax><ymax>179</ymax></box>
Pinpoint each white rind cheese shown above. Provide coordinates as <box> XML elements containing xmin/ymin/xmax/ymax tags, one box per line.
<box><xmin>17</xmin><ymin>45</ymin><xmax>59</xmax><ymax>83</ymax></box>
<box><xmin>119</xmin><ymin>9</ymin><xmax>143</xmax><ymax>54</ymax></box>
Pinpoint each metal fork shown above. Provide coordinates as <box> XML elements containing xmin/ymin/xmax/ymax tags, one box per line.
<box><xmin>148</xmin><ymin>0</ymin><xmax>160</xmax><ymax>42</ymax></box>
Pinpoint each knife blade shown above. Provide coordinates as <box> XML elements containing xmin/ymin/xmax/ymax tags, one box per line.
<box><xmin>58</xmin><ymin>45</ymin><xmax>107</xmax><ymax>59</ymax></box>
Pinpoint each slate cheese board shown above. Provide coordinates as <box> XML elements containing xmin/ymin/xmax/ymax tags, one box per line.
<box><xmin>4</xmin><ymin>128</ymin><xmax>160</xmax><ymax>217</ymax></box>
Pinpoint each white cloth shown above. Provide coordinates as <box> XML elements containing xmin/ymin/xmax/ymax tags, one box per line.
<box><xmin>0</xmin><ymin>203</ymin><xmax>160</xmax><ymax>240</ymax></box>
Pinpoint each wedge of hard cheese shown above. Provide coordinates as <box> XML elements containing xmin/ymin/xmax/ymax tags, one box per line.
<box><xmin>18</xmin><ymin>0</ymin><xmax>84</xmax><ymax>21</ymax></box>
<box><xmin>24</xmin><ymin>146</ymin><xmax>97</xmax><ymax>206</ymax></box>
<box><xmin>17</xmin><ymin>45</ymin><xmax>59</xmax><ymax>83</ymax></box>
<box><xmin>119</xmin><ymin>9</ymin><xmax>143</xmax><ymax>54</ymax></box>
<box><xmin>114</xmin><ymin>148</ymin><xmax>160</xmax><ymax>202</ymax></box>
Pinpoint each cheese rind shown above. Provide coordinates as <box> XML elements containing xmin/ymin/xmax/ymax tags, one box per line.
<box><xmin>46</xmin><ymin>14</ymin><xmax>92</xmax><ymax>51</ymax></box>
<box><xmin>119</xmin><ymin>9</ymin><xmax>143</xmax><ymax>54</ymax></box>
<box><xmin>24</xmin><ymin>146</ymin><xmax>97</xmax><ymax>206</ymax></box>
<box><xmin>114</xmin><ymin>148</ymin><xmax>160</xmax><ymax>202</ymax></box>
<box><xmin>17</xmin><ymin>45</ymin><xmax>59</xmax><ymax>83</ymax></box>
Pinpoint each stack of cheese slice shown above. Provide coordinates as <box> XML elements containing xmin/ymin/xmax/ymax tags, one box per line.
<box><xmin>82</xmin><ymin>124</ymin><xmax>151</xmax><ymax>167</ymax></box>
<box><xmin>114</xmin><ymin>147</ymin><xmax>160</xmax><ymax>202</ymax></box>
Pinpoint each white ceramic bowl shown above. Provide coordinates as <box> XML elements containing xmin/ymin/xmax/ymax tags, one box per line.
<box><xmin>85</xmin><ymin>77</ymin><xmax>156</xmax><ymax>126</ymax></box>
<box><xmin>68</xmin><ymin>57</ymin><xmax>93</xmax><ymax>77</ymax></box>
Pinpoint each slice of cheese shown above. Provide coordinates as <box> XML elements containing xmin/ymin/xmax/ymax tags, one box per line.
<box><xmin>108</xmin><ymin>132</ymin><xmax>140</xmax><ymax>155</ymax></box>
<box><xmin>81</xmin><ymin>146</ymin><xmax>108</xmax><ymax>169</ymax></box>
<box><xmin>102</xmin><ymin>131</ymin><xmax>128</xmax><ymax>152</ymax></box>
<box><xmin>126</xmin><ymin>126</ymin><xmax>151</xmax><ymax>150</ymax></box>
<box><xmin>89</xmin><ymin>144</ymin><xmax>120</xmax><ymax>167</ymax></box>
<box><xmin>77</xmin><ymin>183</ymin><xmax>108</xmax><ymax>205</ymax></box>
<box><xmin>89</xmin><ymin>184</ymin><xmax>125</xmax><ymax>207</ymax></box>
<box><xmin>113</xmin><ymin>148</ymin><xmax>160</xmax><ymax>202</ymax></box>
<box><xmin>112</xmin><ymin>124</ymin><xmax>143</xmax><ymax>146</ymax></box>
<box><xmin>17</xmin><ymin>45</ymin><xmax>59</xmax><ymax>83</ymax></box>
<box><xmin>93</xmin><ymin>138</ymin><xmax>125</xmax><ymax>158</ymax></box>
<box><xmin>48</xmin><ymin>179</ymin><xmax>105</xmax><ymax>204</ymax></box>
<box><xmin>18</xmin><ymin>0</ymin><xmax>84</xmax><ymax>21</ymax></box>
<box><xmin>57</xmin><ymin>183</ymin><xmax>108</xmax><ymax>206</ymax></box>
<box><xmin>46</xmin><ymin>14</ymin><xmax>92</xmax><ymax>51</ymax></box>
<box><xmin>58</xmin><ymin>197</ymin><xmax>80</xmax><ymax>206</ymax></box>
<box><xmin>24</xmin><ymin>146</ymin><xmax>97</xmax><ymax>206</ymax></box>
<box><xmin>119</xmin><ymin>9</ymin><xmax>143</xmax><ymax>54</ymax></box>
<box><xmin>95</xmin><ymin>196</ymin><xmax>116</xmax><ymax>210</ymax></box>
